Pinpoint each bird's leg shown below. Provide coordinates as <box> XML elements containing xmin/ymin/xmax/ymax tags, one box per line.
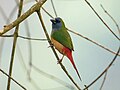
<box><xmin>57</xmin><ymin>55</ymin><xmax>64</xmax><ymax>64</ymax></box>
<box><xmin>48</xmin><ymin>43</ymin><xmax>54</xmax><ymax>48</ymax></box>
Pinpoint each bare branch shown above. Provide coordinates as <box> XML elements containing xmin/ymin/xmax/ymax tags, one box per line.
<box><xmin>1</xmin><ymin>34</ymin><xmax>48</xmax><ymax>41</ymax></box>
<box><xmin>42</xmin><ymin>7</ymin><xmax>54</xmax><ymax>19</ymax></box>
<box><xmin>83</xmin><ymin>46</ymin><xmax>120</xmax><ymax>90</ymax></box>
<box><xmin>68</xmin><ymin>29</ymin><xmax>120</xmax><ymax>56</ymax></box>
<box><xmin>51</xmin><ymin>0</ymin><xmax>57</xmax><ymax>17</ymax></box>
<box><xmin>99</xmin><ymin>71</ymin><xmax>108</xmax><ymax>90</ymax></box>
<box><xmin>0</xmin><ymin>0</ymin><xmax>47</xmax><ymax>36</ymax></box>
<box><xmin>100</xmin><ymin>4</ymin><xmax>120</xmax><ymax>36</ymax></box>
<box><xmin>0</xmin><ymin>68</ymin><xmax>26</xmax><ymax>90</ymax></box>
<box><xmin>84</xmin><ymin>0</ymin><xmax>120</xmax><ymax>41</ymax></box>
<box><xmin>34</xmin><ymin>0</ymin><xmax>54</xmax><ymax>18</ymax></box>
<box><xmin>18</xmin><ymin>35</ymin><xmax>48</xmax><ymax>41</ymax></box>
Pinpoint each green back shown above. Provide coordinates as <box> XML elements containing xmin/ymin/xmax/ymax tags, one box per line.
<box><xmin>51</xmin><ymin>27</ymin><xmax>74</xmax><ymax>51</ymax></box>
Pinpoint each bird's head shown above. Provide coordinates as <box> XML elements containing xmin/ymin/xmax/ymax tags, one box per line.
<box><xmin>50</xmin><ymin>17</ymin><xmax>65</xmax><ymax>30</ymax></box>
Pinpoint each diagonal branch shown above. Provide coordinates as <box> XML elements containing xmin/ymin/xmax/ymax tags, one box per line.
<box><xmin>83</xmin><ymin>46</ymin><xmax>120</xmax><ymax>90</ymax></box>
<box><xmin>68</xmin><ymin>29</ymin><xmax>120</xmax><ymax>56</ymax></box>
<box><xmin>0</xmin><ymin>0</ymin><xmax>47</xmax><ymax>36</ymax></box>
<box><xmin>84</xmin><ymin>0</ymin><xmax>120</xmax><ymax>41</ymax></box>
<box><xmin>100</xmin><ymin>4</ymin><xmax>120</xmax><ymax>36</ymax></box>
<box><xmin>50</xmin><ymin>0</ymin><xmax>57</xmax><ymax>17</ymax></box>
<box><xmin>99</xmin><ymin>71</ymin><xmax>107</xmax><ymax>90</ymax></box>
<box><xmin>0</xmin><ymin>68</ymin><xmax>26</xmax><ymax>90</ymax></box>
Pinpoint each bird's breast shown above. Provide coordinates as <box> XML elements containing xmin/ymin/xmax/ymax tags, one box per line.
<box><xmin>51</xmin><ymin>38</ymin><xmax>64</xmax><ymax>54</ymax></box>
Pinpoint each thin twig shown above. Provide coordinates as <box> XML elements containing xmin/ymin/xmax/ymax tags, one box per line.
<box><xmin>50</xmin><ymin>0</ymin><xmax>57</xmax><ymax>17</ymax></box>
<box><xmin>68</xmin><ymin>29</ymin><xmax>120</xmax><ymax>56</ymax></box>
<box><xmin>7</xmin><ymin>0</ymin><xmax>23</xmax><ymax>89</ymax></box>
<box><xmin>34</xmin><ymin>0</ymin><xmax>55</xmax><ymax>19</ymax></box>
<box><xmin>0</xmin><ymin>68</ymin><xmax>27</xmax><ymax>90</ymax></box>
<box><xmin>99</xmin><ymin>71</ymin><xmax>107</xmax><ymax>90</ymax></box>
<box><xmin>83</xmin><ymin>46</ymin><xmax>120</xmax><ymax>90</ymax></box>
<box><xmin>1</xmin><ymin>34</ymin><xmax>48</xmax><ymax>41</ymax></box>
<box><xmin>18</xmin><ymin>35</ymin><xmax>48</xmax><ymax>41</ymax></box>
<box><xmin>84</xmin><ymin>0</ymin><xmax>120</xmax><ymax>41</ymax></box>
<box><xmin>36</xmin><ymin>10</ymin><xmax>81</xmax><ymax>90</ymax></box>
<box><xmin>100</xmin><ymin>4</ymin><xmax>120</xmax><ymax>36</ymax></box>
<box><xmin>42</xmin><ymin>7</ymin><xmax>54</xmax><ymax>19</ymax></box>
<box><xmin>0</xmin><ymin>0</ymin><xmax>47</xmax><ymax>36</ymax></box>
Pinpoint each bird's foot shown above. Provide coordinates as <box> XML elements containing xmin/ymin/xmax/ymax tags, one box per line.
<box><xmin>48</xmin><ymin>44</ymin><xmax>54</xmax><ymax>48</ymax></box>
<box><xmin>57</xmin><ymin>59</ymin><xmax>62</xmax><ymax>64</ymax></box>
<box><xmin>57</xmin><ymin>55</ymin><xmax>64</xmax><ymax>64</ymax></box>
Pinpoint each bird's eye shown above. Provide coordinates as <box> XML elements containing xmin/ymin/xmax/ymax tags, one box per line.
<box><xmin>56</xmin><ymin>19</ymin><xmax>60</xmax><ymax>23</ymax></box>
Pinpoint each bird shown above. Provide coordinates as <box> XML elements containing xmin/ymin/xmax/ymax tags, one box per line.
<box><xmin>50</xmin><ymin>17</ymin><xmax>82</xmax><ymax>81</ymax></box>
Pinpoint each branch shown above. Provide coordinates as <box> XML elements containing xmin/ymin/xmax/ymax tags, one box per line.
<box><xmin>99</xmin><ymin>71</ymin><xmax>107</xmax><ymax>90</ymax></box>
<box><xmin>100</xmin><ymin>4</ymin><xmax>120</xmax><ymax>36</ymax></box>
<box><xmin>83</xmin><ymin>46</ymin><xmax>120</xmax><ymax>90</ymax></box>
<box><xmin>0</xmin><ymin>0</ymin><xmax>47</xmax><ymax>36</ymax></box>
<box><xmin>35</xmin><ymin>0</ymin><xmax>54</xmax><ymax>19</ymax></box>
<box><xmin>7</xmin><ymin>0</ymin><xmax>23</xmax><ymax>89</ymax></box>
<box><xmin>84</xmin><ymin>0</ymin><xmax>120</xmax><ymax>41</ymax></box>
<box><xmin>42</xmin><ymin>7</ymin><xmax>54</xmax><ymax>19</ymax></box>
<box><xmin>50</xmin><ymin>0</ymin><xmax>57</xmax><ymax>17</ymax></box>
<box><xmin>18</xmin><ymin>35</ymin><xmax>48</xmax><ymax>41</ymax></box>
<box><xmin>1</xmin><ymin>34</ymin><xmax>48</xmax><ymax>41</ymax></box>
<box><xmin>36</xmin><ymin>10</ymin><xmax>81</xmax><ymax>90</ymax></box>
<box><xmin>0</xmin><ymin>68</ymin><xmax>26</xmax><ymax>90</ymax></box>
<box><xmin>68</xmin><ymin>29</ymin><xmax>120</xmax><ymax>56</ymax></box>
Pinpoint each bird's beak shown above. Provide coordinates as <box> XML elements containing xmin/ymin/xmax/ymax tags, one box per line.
<box><xmin>50</xmin><ymin>19</ymin><xmax>56</xmax><ymax>24</ymax></box>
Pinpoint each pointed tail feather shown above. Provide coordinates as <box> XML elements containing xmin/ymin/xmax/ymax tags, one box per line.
<box><xmin>66</xmin><ymin>51</ymin><xmax>82</xmax><ymax>81</ymax></box>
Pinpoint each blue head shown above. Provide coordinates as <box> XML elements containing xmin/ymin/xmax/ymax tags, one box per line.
<box><xmin>50</xmin><ymin>17</ymin><xmax>65</xmax><ymax>31</ymax></box>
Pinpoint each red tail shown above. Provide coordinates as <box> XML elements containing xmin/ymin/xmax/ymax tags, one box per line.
<box><xmin>63</xmin><ymin>48</ymin><xmax>82</xmax><ymax>81</ymax></box>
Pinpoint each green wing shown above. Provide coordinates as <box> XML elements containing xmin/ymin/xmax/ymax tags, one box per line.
<box><xmin>51</xmin><ymin>28</ymin><xmax>74</xmax><ymax>51</ymax></box>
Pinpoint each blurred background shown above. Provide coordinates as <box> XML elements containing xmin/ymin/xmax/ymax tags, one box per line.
<box><xmin>0</xmin><ymin>0</ymin><xmax>120</xmax><ymax>90</ymax></box>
